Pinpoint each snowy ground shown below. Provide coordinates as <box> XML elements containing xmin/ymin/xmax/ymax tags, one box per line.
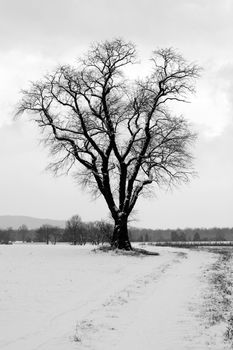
<box><xmin>1</xmin><ymin>244</ymin><xmax>233</xmax><ymax>350</ymax></box>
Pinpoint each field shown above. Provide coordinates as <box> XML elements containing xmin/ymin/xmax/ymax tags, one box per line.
<box><xmin>1</xmin><ymin>244</ymin><xmax>233</xmax><ymax>349</ymax></box>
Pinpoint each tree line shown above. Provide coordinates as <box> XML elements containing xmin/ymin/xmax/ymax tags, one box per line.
<box><xmin>129</xmin><ymin>227</ymin><xmax>233</xmax><ymax>242</ymax></box>
<box><xmin>0</xmin><ymin>215</ymin><xmax>113</xmax><ymax>245</ymax></box>
<box><xmin>1</xmin><ymin>217</ymin><xmax>232</xmax><ymax>244</ymax></box>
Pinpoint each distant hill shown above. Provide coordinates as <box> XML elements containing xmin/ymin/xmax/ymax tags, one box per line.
<box><xmin>0</xmin><ymin>215</ymin><xmax>65</xmax><ymax>229</ymax></box>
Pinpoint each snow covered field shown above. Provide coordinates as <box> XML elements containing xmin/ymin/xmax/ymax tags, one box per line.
<box><xmin>1</xmin><ymin>244</ymin><xmax>233</xmax><ymax>350</ymax></box>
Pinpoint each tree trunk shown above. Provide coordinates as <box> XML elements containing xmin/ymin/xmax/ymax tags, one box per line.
<box><xmin>111</xmin><ymin>217</ymin><xmax>132</xmax><ymax>250</ymax></box>
<box><xmin>73</xmin><ymin>231</ymin><xmax>77</xmax><ymax>245</ymax></box>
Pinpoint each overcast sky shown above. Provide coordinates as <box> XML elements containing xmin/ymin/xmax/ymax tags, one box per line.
<box><xmin>0</xmin><ymin>0</ymin><xmax>232</xmax><ymax>229</ymax></box>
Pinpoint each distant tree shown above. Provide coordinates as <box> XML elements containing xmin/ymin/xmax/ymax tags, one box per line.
<box><xmin>193</xmin><ymin>232</ymin><xmax>200</xmax><ymax>241</ymax></box>
<box><xmin>65</xmin><ymin>215</ymin><xmax>84</xmax><ymax>245</ymax></box>
<box><xmin>49</xmin><ymin>226</ymin><xmax>63</xmax><ymax>244</ymax></box>
<box><xmin>216</xmin><ymin>231</ymin><xmax>226</xmax><ymax>241</ymax></box>
<box><xmin>139</xmin><ymin>234</ymin><xmax>144</xmax><ymax>242</ymax></box>
<box><xmin>171</xmin><ymin>231</ymin><xmax>179</xmax><ymax>241</ymax></box>
<box><xmin>128</xmin><ymin>229</ymin><xmax>132</xmax><ymax>242</ymax></box>
<box><xmin>95</xmin><ymin>220</ymin><xmax>113</xmax><ymax>244</ymax></box>
<box><xmin>179</xmin><ymin>232</ymin><xmax>186</xmax><ymax>241</ymax></box>
<box><xmin>17</xmin><ymin>39</ymin><xmax>200</xmax><ymax>250</ymax></box>
<box><xmin>0</xmin><ymin>229</ymin><xmax>11</xmax><ymax>244</ymax></box>
<box><xmin>83</xmin><ymin>222</ymin><xmax>95</xmax><ymax>244</ymax></box>
<box><xmin>35</xmin><ymin>224</ymin><xmax>56</xmax><ymax>244</ymax></box>
<box><xmin>18</xmin><ymin>224</ymin><xmax>29</xmax><ymax>242</ymax></box>
<box><xmin>84</xmin><ymin>221</ymin><xmax>100</xmax><ymax>245</ymax></box>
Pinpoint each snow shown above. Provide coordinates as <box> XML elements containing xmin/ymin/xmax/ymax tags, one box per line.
<box><xmin>0</xmin><ymin>244</ymin><xmax>232</xmax><ymax>349</ymax></box>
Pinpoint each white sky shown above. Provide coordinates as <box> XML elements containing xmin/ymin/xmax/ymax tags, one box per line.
<box><xmin>0</xmin><ymin>0</ymin><xmax>232</xmax><ymax>229</ymax></box>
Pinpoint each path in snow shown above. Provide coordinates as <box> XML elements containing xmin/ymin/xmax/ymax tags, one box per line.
<box><xmin>0</xmin><ymin>244</ymin><xmax>231</xmax><ymax>350</ymax></box>
<box><xmin>73</xmin><ymin>248</ymin><xmax>231</xmax><ymax>350</ymax></box>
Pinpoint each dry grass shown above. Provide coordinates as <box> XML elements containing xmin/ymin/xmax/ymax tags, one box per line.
<box><xmin>93</xmin><ymin>245</ymin><xmax>159</xmax><ymax>256</ymax></box>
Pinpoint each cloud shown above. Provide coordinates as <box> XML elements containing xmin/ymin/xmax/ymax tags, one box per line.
<box><xmin>0</xmin><ymin>0</ymin><xmax>232</xmax><ymax>61</ymax></box>
<box><xmin>172</xmin><ymin>60</ymin><xmax>233</xmax><ymax>139</ymax></box>
<box><xmin>215</xmin><ymin>64</ymin><xmax>233</xmax><ymax>114</ymax></box>
<box><xmin>0</xmin><ymin>50</ymin><xmax>56</xmax><ymax>127</ymax></box>
<box><xmin>0</xmin><ymin>0</ymin><xmax>232</xmax><ymax>131</ymax></box>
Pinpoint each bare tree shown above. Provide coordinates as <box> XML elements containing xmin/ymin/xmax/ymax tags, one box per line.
<box><xmin>35</xmin><ymin>224</ymin><xmax>55</xmax><ymax>244</ymax></box>
<box><xmin>95</xmin><ymin>220</ymin><xmax>113</xmax><ymax>244</ymax></box>
<box><xmin>86</xmin><ymin>220</ymin><xmax>113</xmax><ymax>245</ymax></box>
<box><xmin>65</xmin><ymin>215</ymin><xmax>83</xmax><ymax>245</ymax></box>
<box><xmin>17</xmin><ymin>39</ymin><xmax>200</xmax><ymax>250</ymax></box>
<box><xmin>49</xmin><ymin>226</ymin><xmax>63</xmax><ymax>245</ymax></box>
<box><xmin>18</xmin><ymin>224</ymin><xmax>29</xmax><ymax>242</ymax></box>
